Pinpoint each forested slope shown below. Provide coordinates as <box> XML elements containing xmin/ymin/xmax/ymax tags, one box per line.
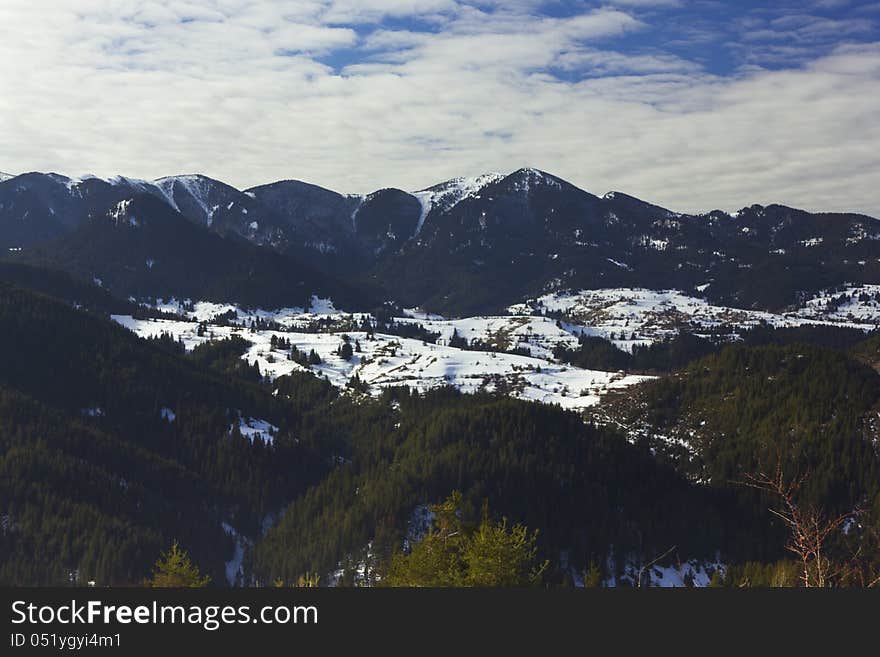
<box><xmin>0</xmin><ymin>283</ymin><xmax>329</xmax><ymax>584</ymax></box>
<box><xmin>249</xmin><ymin>390</ymin><xmax>731</xmax><ymax>585</ymax></box>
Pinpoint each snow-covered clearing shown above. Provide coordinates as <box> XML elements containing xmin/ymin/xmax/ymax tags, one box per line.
<box><xmin>113</xmin><ymin>315</ymin><xmax>645</xmax><ymax>408</ymax></box>
<box><xmin>397</xmin><ymin>313</ymin><xmax>580</xmax><ymax>360</ymax></box>
<box><xmin>794</xmin><ymin>284</ymin><xmax>880</xmax><ymax>324</ymax></box>
<box><xmin>113</xmin><ymin>286</ymin><xmax>879</xmax><ymax>411</ymax></box>
<box><xmin>510</xmin><ymin>288</ymin><xmax>877</xmax><ymax>351</ymax></box>
<box><xmin>113</xmin><ymin>307</ymin><xmax>648</xmax><ymax>411</ymax></box>
<box><xmin>232</xmin><ymin>415</ymin><xmax>278</xmax><ymax>445</ymax></box>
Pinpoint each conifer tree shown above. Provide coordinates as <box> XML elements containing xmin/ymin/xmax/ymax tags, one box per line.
<box><xmin>383</xmin><ymin>491</ymin><xmax>547</xmax><ymax>587</ymax></box>
<box><xmin>339</xmin><ymin>341</ymin><xmax>354</xmax><ymax>361</ymax></box>
<box><xmin>146</xmin><ymin>542</ymin><xmax>210</xmax><ymax>587</ymax></box>
<box><xmin>583</xmin><ymin>560</ymin><xmax>604</xmax><ymax>588</ymax></box>
<box><xmin>448</xmin><ymin>329</ymin><xmax>468</xmax><ymax>349</ymax></box>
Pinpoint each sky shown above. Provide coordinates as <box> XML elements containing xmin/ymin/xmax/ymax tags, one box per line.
<box><xmin>0</xmin><ymin>1</ymin><xmax>878</xmax><ymax>215</ymax></box>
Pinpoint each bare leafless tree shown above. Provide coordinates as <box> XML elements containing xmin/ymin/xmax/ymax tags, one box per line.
<box><xmin>740</xmin><ymin>463</ymin><xmax>858</xmax><ymax>587</ymax></box>
<box><xmin>835</xmin><ymin>528</ymin><xmax>880</xmax><ymax>588</ymax></box>
<box><xmin>635</xmin><ymin>545</ymin><xmax>677</xmax><ymax>589</ymax></box>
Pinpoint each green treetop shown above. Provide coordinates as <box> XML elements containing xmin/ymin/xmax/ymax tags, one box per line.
<box><xmin>146</xmin><ymin>541</ymin><xmax>211</xmax><ymax>588</ymax></box>
<box><xmin>383</xmin><ymin>491</ymin><xmax>548</xmax><ymax>587</ymax></box>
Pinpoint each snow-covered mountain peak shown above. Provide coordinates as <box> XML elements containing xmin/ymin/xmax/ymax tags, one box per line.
<box><xmin>63</xmin><ymin>174</ymin><xmax>156</xmax><ymax>197</ymax></box>
<box><xmin>154</xmin><ymin>173</ymin><xmax>229</xmax><ymax>189</ymax></box>
<box><xmin>68</xmin><ymin>173</ymin><xmax>102</xmax><ymax>184</ymax></box>
<box><xmin>107</xmin><ymin>175</ymin><xmax>153</xmax><ymax>188</ymax></box>
<box><xmin>64</xmin><ymin>174</ymin><xmax>98</xmax><ymax>190</ymax></box>
<box><xmin>152</xmin><ymin>174</ymin><xmax>239</xmax><ymax>224</ymax></box>
<box><xmin>415</xmin><ymin>172</ymin><xmax>505</xmax><ymax>214</ymax></box>
<box><xmin>154</xmin><ymin>174</ymin><xmax>219</xmax><ymax>201</ymax></box>
<box><xmin>503</xmin><ymin>167</ymin><xmax>565</xmax><ymax>192</ymax></box>
<box><xmin>511</xmin><ymin>167</ymin><xmax>554</xmax><ymax>179</ymax></box>
<box><xmin>0</xmin><ymin>171</ymin><xmax>14</xmax><ymax>182</ymax></box>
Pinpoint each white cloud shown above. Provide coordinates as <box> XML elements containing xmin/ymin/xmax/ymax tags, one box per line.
<box><xmin>0</xmin><ymin>1</ymin><xmax>877</xmax><ymax>217</ymax></box>
<box><xmin>320</xmin><ymin>0</ymin><xmax>459</xmax><ymax>24</ymax></box>
<box><xmin>269</xmin><ymin>23</ymin><xmax>358</xmax><ymax>52</ymax></box>
<box><xmin>554</xmin><ymin>49</ymin><xmax>700</xmax><ymax>75</ymax></box>
<box><xmin>599</xmin><ymin>0</ymin><xmax>682</xmax><ymax>6</ymax></box>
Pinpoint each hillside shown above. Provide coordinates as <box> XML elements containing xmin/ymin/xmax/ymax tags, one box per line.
<box><xmin>0</xmin><ymin>279</ymin><xmax>752</xmax><ymax>587</ymax></box>
<box><xmin>0</xmin><ymin>261</ymin><xmax>136</xmax><ymax>315</ymax></box>
<box><xmin>600</xmin><ymin>343</ymin><xmax>880</xmax><ymax>561</ymax></box>
<box><xmin>0</xmin><ymin>282</ymin><xmax>330</xmax><ymax>585</ymax></box>
<box><xmin>248</xmin><ymin>390</ymin><xmax>729</xmax><ymax>586</ymax></box>
<box><xmin>10</xmin><ymin>194</ymin><xmax>377</xmax><ymax>311</ymax></box>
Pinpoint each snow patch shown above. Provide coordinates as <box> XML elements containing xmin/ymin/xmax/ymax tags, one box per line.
<box><xmin>412</xmin><ymin>191</ymin><xmax>433</xmax><ymax>236</ymax></box>
<box><xmin>403</xmin><ymin>308</ymin><xmax>445</xmax><ymax>321</ymax></box>
<box><xmin>307</xmin><ymin>296</ymin><xmax>338</xmax><ymax>314</ymax></box>
<box><xmin>221</xmin><ymin>523</ymin><xmax>249</xmax><ymax>587</ymax></box>
<box><xmin>108</xmin><ymin>199</ymin><xmax>138</xmax><ymax>227</ymax></box>
<box><xmin>305</xmin><ymin>241</ymin><xmax>338</xmax><ymax>254</ymax></box>
<box><xmin>232</xmin><ymin>415</ymin><xmax>278</xmax><ymax>445</ymax></box>
<box><xmin>349</xmin><ymin>195</ymin><xmax>365</xmax><ymax>228</ymax></box>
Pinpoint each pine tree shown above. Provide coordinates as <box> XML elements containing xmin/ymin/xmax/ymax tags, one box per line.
<box><xmin>448</xmin><ymin>329</ymin><xmax>468</xmax><ymax>349</ymax></box>
<box><xmin>383</xmin><ymin>491</ymin><xmax>547</xmax><ymax>587</ymax></box>
<box><xmin>146</xmin><ymin>542</ymin><xmax>210</xmax><ymax>587</ymax></box>
<box><xmin>384</xmin><ymin>493</ymin><xmax>466</xmax><ymax>587</ymax></box>
<box><xmin>583</xmin><ymin>560</ymin><xmax>603</xmax><ymax>588</ymax></box>
<box><xmin>339</xmin><ymin>341</ymin><xmax>354</xmax><ymax>361</ymax></box>
<box><xmin>463</xmin><ymin>518</ymin><xmax>547</xmax><ymax>587</ymax></box>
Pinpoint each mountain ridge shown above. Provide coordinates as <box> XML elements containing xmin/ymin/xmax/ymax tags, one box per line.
<box><xmin>12</xmin><ymin>193</ymin><xmax>379</xmax><ymax>311</ymax></box>
<box><xmin>3</xmin><ymin>167</ymin><xmax>879</xmax><ymax>315</ymax></box>
<box><xmin>4</xmin><ymin>166</ymin><xmax>878</xmax><ymax>216</ymax></box>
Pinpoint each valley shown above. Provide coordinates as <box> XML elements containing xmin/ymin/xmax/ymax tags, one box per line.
<box><xmin>110</xmin><ymin>282</ymin><xmax>880</xmax><ymax>414</ymax></box>
<box><xmin>2</xmin><ymin>167</ymin><xmax>880</xmax><ymax>588</ymax></box>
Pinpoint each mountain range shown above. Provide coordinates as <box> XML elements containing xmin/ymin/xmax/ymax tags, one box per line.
<box><xmin>2</xmin><ymin>167</ymin><xmax>878</xmax><ymax>315</ymax></box>
<box><xmin>2</xmin><ymin>165</ymin><xmax>880</xmax><ymax>588</ymax></box>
